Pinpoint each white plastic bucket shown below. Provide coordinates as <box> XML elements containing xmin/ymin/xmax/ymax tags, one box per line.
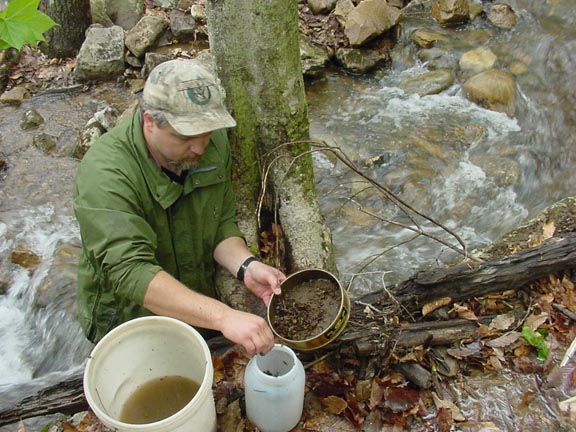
<box><xmin>244</xmin><ymin>344</ymin><xmax>305</xmax><ymax>432</ymax></box>
<box><xmin>83</xmin><ymin>316</ymin><xmax>216</xmax><ymax>432</ymax></box>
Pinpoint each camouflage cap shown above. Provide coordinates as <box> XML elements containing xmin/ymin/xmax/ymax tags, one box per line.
<box><xmin>142</xmin><ymin>59</ymin><xmax>237</xmax><ymax>136</ymax></box>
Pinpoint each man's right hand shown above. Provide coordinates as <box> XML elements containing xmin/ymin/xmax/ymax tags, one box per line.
<box><xmin>219</xmin><ymin>309</ymin><xmax>276</xmax><ymax>356</ymax></box>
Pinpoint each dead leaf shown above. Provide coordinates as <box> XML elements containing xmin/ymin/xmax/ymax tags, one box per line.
<box><xmin>525</xmin><ymin>312</ymin><xmax>548</xmax><ymax>331</ymax></box>
<box><xmin>432</xmin><ymin>392</ymin><xmax>466</xmax><ymax>421</ymax></box>
<box><xmin>486</xmin><ymin>331</ymin><xmax>521</xmax><ymax>348</ymax></box>
<box><xmin>322</xmin><ymin>395</ymin><xmax>348</xmax><ymax>415</ymax></box>
<box><xmin>488</xmin><ymin>355</ymin><xmax>504</xmax><ymax>371</ymax></box>
<box><xmin>542</xmin><ymin>220</ymin><xmax>556</xmax><ymax>240</ymax></box>
<box><xmin>436</xmin><ymin>406</ymin><xmax>454</xmax><ymax>432</ymax></box>
<box><xmin>422</xmin><ymin>297</ymin><xmax>452</xmax><ymax>316</ymax></box>
<box><xmin>489</xmin><ymin>313</ymin><xmax>516</xmax><ymax>331</ymax></box>
<box><xmin>451</xmin><ymin>303</ymin><xmax>478</xmax><ymax>321</ymax></box>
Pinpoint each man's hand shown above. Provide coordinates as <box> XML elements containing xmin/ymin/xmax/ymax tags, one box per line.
<box><xmin>220</xmin><ymin>308</ymin><xmax>276</xmax><ymax>355</ymax></box>
<box><xmin>243</xmin><ymin>261</ymin><xmax>286</xmax><ymax>306</ymax></box>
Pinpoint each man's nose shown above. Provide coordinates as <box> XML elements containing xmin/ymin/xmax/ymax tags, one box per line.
<box><xmin>188</xmin><ymin>134</ymin><xmax>211</xmax><ymax>154</ymax></box>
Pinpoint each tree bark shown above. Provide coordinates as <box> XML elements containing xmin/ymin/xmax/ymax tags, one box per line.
<box><xmin>205</xmin><ymin>0</ymin><xmax>336</xmax><ymax>311</ymax></box>
<box><xmin>39</xmin><ymin>0</ymin><xmax>92</xmax><ymax>59</ymax></box>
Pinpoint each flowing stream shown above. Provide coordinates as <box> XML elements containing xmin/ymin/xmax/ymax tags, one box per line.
<box><xmin>0</xmin><ymin>0</ymin><xmax>575</xmax><ymax>430</ymax></box>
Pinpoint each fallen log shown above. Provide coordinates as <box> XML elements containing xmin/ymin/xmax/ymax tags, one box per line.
<box><xmin>1</xmin><ymin>233</ymin><xmax>574</xmax><ymax>427</ymax></box>
<box><xmin>0</xmin><ymin>375</ymin><xmax>86</xmax><ymax>428</ymax></box>
<box><xmin>359</xmin><ymin>232</ymin><xmax>576</xmax><ymax>311</ymax></box>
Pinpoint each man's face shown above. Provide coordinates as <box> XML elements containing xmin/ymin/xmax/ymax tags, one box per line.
<box><xmin>143</xmin><ymin>111</ymin><xmax>212</xmax><ymax>173</ymax></box>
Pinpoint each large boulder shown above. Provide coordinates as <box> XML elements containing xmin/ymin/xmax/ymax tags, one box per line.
<box><xmin>462</xmin><ymin>69</ymin><xmax>516</xmax><ymax>116</ymax></box>
<box><xmin>344</xmin><ymin>0</ymin><xmax>402</xmax><ymax>47</ymax></box>
<box><xmin>74</xmin><ymin>25</ymin><xmax>126</xmax><ymax>82</ymax></box>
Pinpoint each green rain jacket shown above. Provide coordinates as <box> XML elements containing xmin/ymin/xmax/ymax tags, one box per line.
<box><xmin>73</xmin><ymin>109</ymin><xmax>244</xmax><ymax>343</ymax></box>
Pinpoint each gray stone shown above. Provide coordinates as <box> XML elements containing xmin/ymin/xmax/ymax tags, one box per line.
<box><xmin>307</xmin><ymin>0</ymin><xmax>337</xmax><ymax>15</ymax></box>
<box><xmin>90</xmin><ymin>0</ymin><xmax>145</xmax><ymax>29</ymax></box>
<box><xmin>398</xmin><ymin>68</ymin><xmax>454</xmax><ymax>96</ymax></box>
<box><xmin>300</xmin><ymin>38</ymin><xmax>331</xmax><ymax>78</ymax></box>
<box><xmin>125</xmin><ymin>15</ymin><xmax>169</xmax><ymax>58</ymax></box>
<box><xmin>333</xmin><ymin>0</ymin><xmax>355</xmax><ymax>26</ymax></box>
<box><xmin>74</xmin><ymin>26</ymin><xmax>125</xmax><ymax>82</ymax></box>
<box><xmin>335</xmin><ymin>47</ymin><xmax>390</xmax><ymax>73</ymax></box>
<box><xmin>20</xmin><ymin>109</ymin><xmax>44</xmax><ymax>130</ymax></box>
<box><xmin>169</xmin><ymin>9</ymin><xmax>198</xmax><ymax>41</ymax></box>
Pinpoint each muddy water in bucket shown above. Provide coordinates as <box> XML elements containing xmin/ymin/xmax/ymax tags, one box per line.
<box><xmin>268</xmin><ymin>269</ymin><xmax>350</xmax><ymax>351</ymax></box>
<box><xmin>83</xmin><ymin>316</ymin><xmax>216</xmax><ymax>432</ymax></box>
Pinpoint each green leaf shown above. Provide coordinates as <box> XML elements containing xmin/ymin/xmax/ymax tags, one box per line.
<box><xmin>521</xmin><ymin>325</ymin><xmax>549</xmax><ymax>361</ymax></box>
<box><xmin>0</xmin><ymin>0</ymin><xmax>57</xmax><ymax>50</ymax></box>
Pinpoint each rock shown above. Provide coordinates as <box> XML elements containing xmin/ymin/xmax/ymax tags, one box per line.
<box><xmin>398</xmin><ymin>68</ymin><xmax>454</xmax><ymax>96</ymax></box>
<box><xmin>142</xmin><ymin>52</ymin><xmax>174</xmax><ymax>78</ymax></box>
<box><xmin>0</xmin><ymin>86</ymin><xmax>28</xmax><ymax>105</ymax></box>
<box><xmin>190</xmin><ymin>4</ymin><xmax>206</xmax><ymax>22</ymax></box>
<box><xmin>462</xmin><ymin>69</ymin><xmax>516</xmax><ymax>116</ymax></box>
<box><xmin>431</xmin><ymin>0</ymin><xmax>470</xmax><ymax>27</ymax></box>
<box><xmin>333</xmin><ymin>0</ymin><xmax>355</xmax><ymax>26</ymax></box>
<box><xmin>125</xmin><ymin>15</ymin><xmax>169</xmax><ymax>58</ymax></box>
<box><xmin>35</xmin><ymin>242</ymin><xmax>81</xmax><ymax>312</ymax></box>
<box><xmin>72</xmin><ymin>106</ymin><xmax>119</xmax><ymax>159</ymax></box>
<box><xmin>33</xmin><ymin>133</ymin><xmax>58</xmax><ymax>154</ymax></box>
<box><xmin>307</xmin><ymin>0</ymin><xmax>338</xmax><ymax>15</ymax></box>
<box><xmin>459</xmin><ymin>46</ymin><xmax>497</xmax><ymax>75</ymax></box>
<box><xmin>89</xmin><ymin>106</ymin><xmax>120</xmax><ymax>132</ymax></box>
<box><xmin>152</xmin><ymin>0</ymin><xmax>179</xmax><ymax>8</ymax></box>
<box><xmin>20</xmin><ymin>109</ymin><xmax>44</xmax><ymax>130</ymax></box>
<box><xmin>418</xmin><ymin>47</ymin><xmax>455</xmax><ymax>70</ymax></box>
<box><xmin>169</xmin><ymin>9</ymin><xmax>198</xmax><ymax>41</ymax></box>
<box><xmin>335</xmin><ymin>47</ymin><xmax>390</xmax><ymax>74</ymax></box>
<box><xmin>74</xmin><ymin>26</ymin><xmax>126</xmax><ymax>82</ymax></box>
<box><xmin>90</xmin><ymin>0</ymin><xmax>144</xmax><ymax>29</ymax></box>
<box><xmin>488</xmin><ymin>3</ymin><xmax>517</xmax><ymax>30</ymax></box>
<box><xmin>72</xmin><ymin>122</ymin><xmax>105</xmax><ymax>159</ymax></box>
<box><xmin>10</xmin><ymin>244</ymin><xmax>41</xmax><ymax>271</ymax></box>
<box><xmin>344</xmin><ymin>0</ymin><xmax>402</xmax><ymax>47</ymax></box>
<box><xmin>300</xmin><ymin>38</ymin><xmax>331</xmax><ymax>78</ymax></box>
<box><xmin>90</xmin><ymin>0</ymin><xmax>114</xmax><ymax>27</ymax></box>
<box><xmin>411</xmin><ymin>29</ymin><xmax>450</xmax><ymax>49</ymax></box>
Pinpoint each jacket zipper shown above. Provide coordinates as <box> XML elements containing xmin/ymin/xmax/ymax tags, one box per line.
<box><xmin>167</xmin><ymin>206</ymin><xmax>181</xmax><ymax>280</ymax></box>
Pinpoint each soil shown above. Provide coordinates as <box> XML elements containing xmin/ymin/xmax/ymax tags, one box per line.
<box><xmin>270</xmin><ymin>278</ymin><xmax>341</xmax><ymax>341</ymax></box>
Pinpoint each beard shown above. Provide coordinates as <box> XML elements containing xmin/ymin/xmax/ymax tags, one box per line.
<box><xmin>166</xmin><ymin>155</ymin><xmax>201</xmax><ymax>172</ymax></box>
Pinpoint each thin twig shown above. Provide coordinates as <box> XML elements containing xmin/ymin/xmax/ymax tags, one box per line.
<box><xmin>257</xmin><ymin>139</ymin><xmax>479</xmax><ymax>272</ymax></box>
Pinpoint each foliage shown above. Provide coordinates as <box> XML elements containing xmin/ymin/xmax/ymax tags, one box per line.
<box><xmin>521</xmin><ymin>325</ymin><xmax>549</xmax><ymax>361</ymax></box>
<box><xmin>0</xmin><ymin>0</ymin><xmax>57</xmax><ymax>50</ymax></box>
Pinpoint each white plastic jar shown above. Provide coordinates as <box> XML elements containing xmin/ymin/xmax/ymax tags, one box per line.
<box><xmin>244</xmin><ymin>344</ymin><xmax>305</xmax><ymax>432</ymax></box>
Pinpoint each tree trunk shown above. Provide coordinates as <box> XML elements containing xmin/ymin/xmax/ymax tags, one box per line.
<box><xmin>39</xmin><ymin>0</ymin><xmax>92</xmax><ymax>59</ymax></box>
<box><xmin>205</xmin><ymin>0</ymin><xmax>336</xmax><ymax>310</ymax></box>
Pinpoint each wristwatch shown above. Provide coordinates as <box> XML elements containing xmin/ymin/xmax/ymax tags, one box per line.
<box><xmin>237</xmin><ymin>256</ymin><xmax>259</xmax><ymax>282</ymax></box>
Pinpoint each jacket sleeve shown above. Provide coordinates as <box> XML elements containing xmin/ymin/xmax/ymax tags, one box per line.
<box><xmin>73</xmin><ymin>152</ymin><xmax>162</xmax><ymax>306</ymax></box>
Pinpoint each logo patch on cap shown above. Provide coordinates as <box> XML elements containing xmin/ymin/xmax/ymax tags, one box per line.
<box><xmin>182</xmin><ymin>79</ymin><xmax>213</xmax><ymax>106</ymax></box>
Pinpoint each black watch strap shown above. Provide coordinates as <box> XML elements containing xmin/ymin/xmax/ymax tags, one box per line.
<box><xmin>236</xmin><ymin>256</ymin><xmax>259</xmax><ymax>282</ymax></box>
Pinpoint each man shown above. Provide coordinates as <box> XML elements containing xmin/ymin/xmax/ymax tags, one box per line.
<box><xmin>73</xmin><ymin>58</ymin><xmax>285</xmax><ymax>356</ymax></box>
